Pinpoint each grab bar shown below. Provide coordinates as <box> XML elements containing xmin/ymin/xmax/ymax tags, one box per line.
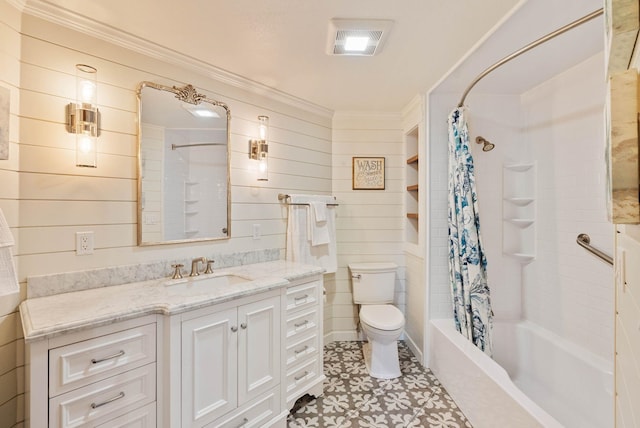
<box><xmin>576</xmin><ymin>233</ymin><xmax>613</xmax><ymax>266</ymax></box>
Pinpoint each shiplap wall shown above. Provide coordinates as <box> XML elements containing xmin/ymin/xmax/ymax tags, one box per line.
<box><xmin>0</xmin><ymin>1</ymin><xmax>22</xmax><ymax>426</ymax></box>
<box><xmin>17</xmin><ymin>14</ymin><xmax>332</xmax><ymax>280</ymax></box>
<box><xmin>2</xmin><ymin>8</ymin><xmax>333</xmax><ymax>426</ymax></box>
<box><xmin>330</xmin><ymin>112</ymin><xmax>405</xmax><ymax>341</ymax></box>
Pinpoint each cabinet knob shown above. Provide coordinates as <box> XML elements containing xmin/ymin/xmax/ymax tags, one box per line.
<box><xmin>240</xmin><ymin>323</ymin><xmax>247</xmax><ymax>329</ymax></box>
<box><xmin>231</xmin><ymin>326</ymin><xmax>238</xmax><ymax>332</ymax></box>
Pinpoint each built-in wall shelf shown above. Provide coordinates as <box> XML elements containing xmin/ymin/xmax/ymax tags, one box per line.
<box><xmin>503</xmin><ymin>163</ymin><xmax>536</xmax><ymax>263</ymax></box>
<box><xmin>405</xmin><ymin>126</ymin><xmax>419</xmax><ymax>245</ymax></box>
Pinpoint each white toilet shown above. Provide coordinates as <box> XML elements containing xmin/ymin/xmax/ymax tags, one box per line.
<box><xmin>349</xmin><ymin>262</ymin><xmax>405</xmax><ymax>379</ymax></box>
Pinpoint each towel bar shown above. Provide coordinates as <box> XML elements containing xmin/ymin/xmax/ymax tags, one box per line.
<box><xmin>278</xmin><ymin>193</ymin><xmax>339</xmax><ymax>207</ymax></box>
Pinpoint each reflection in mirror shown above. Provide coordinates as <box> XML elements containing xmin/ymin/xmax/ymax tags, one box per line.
<box><xmin>137</xmin><ymin>82</ymin><xmax>231</xmax><ymax>245</ymax></box>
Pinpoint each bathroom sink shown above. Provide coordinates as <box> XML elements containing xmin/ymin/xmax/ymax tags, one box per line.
<box><xmin>165</xmin><ymin>273</ymin><xmax>252</xmax><ymax>293</ymax></box>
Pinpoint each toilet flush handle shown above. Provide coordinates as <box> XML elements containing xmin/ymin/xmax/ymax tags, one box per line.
<box><xmin>351</xmin><ymin>274</ymin><xmax>361</xmax><ymax>280</ymax></box>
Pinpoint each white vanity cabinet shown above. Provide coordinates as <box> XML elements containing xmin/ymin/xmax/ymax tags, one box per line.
<box><xmin>22</xmin><ymin>262</ymin><xmax>325</xmax><ymax>428</ymax></box>
<box><xmin>25</xmin><ymin>315</ymin><xmax>158</xmax><ymax>428</ymax></box>
<box><xmin>282</xmin><ymin>277</ymin><xmax>325</xmax><ymax>409</ymax></box>
<box><xmin>171</xmin><ymin>290</ymin><xmax>282</xmax><ymax>428</ymax></box>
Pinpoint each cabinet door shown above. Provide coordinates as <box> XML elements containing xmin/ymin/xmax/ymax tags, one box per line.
<box><xmin>182</xmin><ymin>307</ymin><xmax>238</xmax><ymax>428</ymax></box>
<box><xmin>237</xmin><ymin>296</ymin><xmax>280</xmax><ymax>405</ymax></box>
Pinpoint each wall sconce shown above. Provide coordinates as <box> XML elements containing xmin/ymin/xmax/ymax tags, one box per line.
<box><xmin>66</xmin><ymin>64</ymin><xmax>99</xmax><ymax>168</ymax></box>
<box><xmin>249</xmin><ymin>115</ymin><xmax>269</xmax><ymax>181</ymax></box>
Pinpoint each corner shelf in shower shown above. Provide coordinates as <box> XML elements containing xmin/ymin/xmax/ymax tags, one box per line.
<box><xmin>504</xmin><ymin>218</ymin><xmax>534</xmax><ymax>227</ymax></box>
<box><xmin>502</xmin><ymin>163</ymin><xmax>536</xmax><ymax>263</ymax></box>
<box><xmin>504</xmin><ymin>163</ymin><xmax>534</xmax><ymax>172</ymax></box>
<box><xmin>503</xmin><ymin>197</ymin><xmax>534</xmax><ymax>206</ymax></box>
<box><xmin>508</xmin><ymin>253</ymin><xmax>535</xmax><ymax>263</ymax></box>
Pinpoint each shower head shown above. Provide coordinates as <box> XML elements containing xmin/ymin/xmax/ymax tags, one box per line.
<box><xmin>475</xmin><ymin>136</ymin><xmax>495</xmax><ymax>152</ymax></box>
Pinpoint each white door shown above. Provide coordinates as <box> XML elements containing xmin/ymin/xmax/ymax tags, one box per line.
<box><xmin>182</xmin><ymin>307</ymin><xmax>238</xmax><ymax>427</ymax></box>
<box><xmin>237</xmin><ymin>296</ymin><xmax>281</xmax><ymax>405</ymax></box>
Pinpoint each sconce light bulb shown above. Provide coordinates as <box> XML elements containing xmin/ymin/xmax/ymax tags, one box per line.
<box><xmin>259</xmin><ymin>159</ymin><xmax>268</xmax><ymax>173</ymax></box>
<box><xmin>257</xmin><ymin>115</ymin><xmax>269</xmax><ymax>141</ymax></box>
<box><xmin>79</xmin><ymin>80</ymin><xmax>96</xmax><ymax>104</ymax></box>
<box><xmin>79</xmin><ymin>136</ymin><xmax>93</xmax><ymax>153</ymax></box>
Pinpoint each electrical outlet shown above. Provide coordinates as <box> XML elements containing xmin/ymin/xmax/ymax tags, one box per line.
<box><xmin>252</xmin><ymin>224</ymin><xmax>261</xmax><ymax>240</ymax></box>
<box><xmin>76</xmin><ymin>231</ymin><xmax>94</xmax><ymax>255</ymax></box>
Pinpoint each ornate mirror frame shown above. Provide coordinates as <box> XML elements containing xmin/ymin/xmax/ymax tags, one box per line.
<box><xmin>136</xmin><ymin>81</ymin><xmax>231</xmax><ymax>245</ymax></box>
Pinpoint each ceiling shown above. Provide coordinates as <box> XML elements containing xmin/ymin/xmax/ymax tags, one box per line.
<box><xmin>20</xmin><ymin>0</ymin><xmax>525</xmax><ymax>112</ymax></box>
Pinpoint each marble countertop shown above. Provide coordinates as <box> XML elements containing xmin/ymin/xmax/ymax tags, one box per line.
<box><xmin>20</xmin><ymin>260</ymin><xmax>324</xmax><ymax>343</ymax></box>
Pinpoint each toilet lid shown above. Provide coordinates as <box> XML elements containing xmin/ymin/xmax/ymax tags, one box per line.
<box><xmin>360</xmin><ymin>305</ymin><xmax>405</xmax><ymax>330</ymax></box>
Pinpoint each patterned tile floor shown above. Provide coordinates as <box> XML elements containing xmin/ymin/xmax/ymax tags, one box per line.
<box><xmin>287</xmin><ymin>341</ymin><xmax>472</xmax><ymax>428</ymax></box>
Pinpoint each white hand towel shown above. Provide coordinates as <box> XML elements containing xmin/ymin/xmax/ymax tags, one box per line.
<box><xmin>310</xmin><ymin>201</ymin><xmax>327</xmax><ymax>222</ymax></box>
<box><xmin>0</xmin><ymin>208</ymin><xmax>19</xmax><ymax>297</ymax></box>
<box><xmin>308</xmin><ymin>201</ymin><xmax>329</xmax><ymax>246</ymax></box>
<box><xmin>0</xmin><ymin>207</ymin><xmax>14</xmax><ymax>248</ymax></box>
<box><xmin>286</xmin><ymin>194</ymin><xmax>337</xmax><ymax>273</ymax></box>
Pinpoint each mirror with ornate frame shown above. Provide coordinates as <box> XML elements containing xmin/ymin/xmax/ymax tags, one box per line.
<box><xmin>137</xmin><ymin>81</ymin><xmax>231</xmax><ymax>245</ymax></box>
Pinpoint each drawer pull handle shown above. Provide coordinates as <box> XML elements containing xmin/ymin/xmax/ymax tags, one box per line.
<box><xmin>294</xmin><ymin>294</ymin><xmax>309</xmax><ymax>303</ymax></box>
<box><xmin>294</xmin><ymin>320</ymin><xmax>309</xmax><ymax>328</ymax></box>
<box><xmin>294</xmin><ymin>371</ymin><xmax>309</xmax><ymax>381</ymax></box>
<box><xmin>235</xmin><ymin>417</ymin><xmax>249</xmax><ymax>428</ymax></box>
<box><xmin>91</xmin><ymin>350</ymin><xmax>125</xmax><ymax>364</ymax></box>
<box><xmin>90</xmin><ymin>391</ymin><xmax>125</xmax><ymax>409</ymax></box>
<box><xmin>294</xmin><ymin>345</ymin><xmax>309</xmax><ymax>355</ymax></box>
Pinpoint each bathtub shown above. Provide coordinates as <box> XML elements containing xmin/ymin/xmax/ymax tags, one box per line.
<box><xmin>430</xmin><ymin>319</ymin><xmax>613</xmax><ymax>428</ymax></box>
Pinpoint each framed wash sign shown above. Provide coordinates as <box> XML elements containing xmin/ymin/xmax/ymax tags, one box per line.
<box><xmin>352</xmin><ymin>157</ymin><xmax>385</xmax><ymax>190</ymax></box>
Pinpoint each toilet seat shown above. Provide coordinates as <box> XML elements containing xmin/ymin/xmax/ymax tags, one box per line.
<box><xmin>359</xmin><ymin>305</ymin><xmax>404</xmax><ymax>331</ymax></box>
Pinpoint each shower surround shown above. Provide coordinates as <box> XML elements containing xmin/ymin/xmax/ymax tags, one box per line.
<box><xmin>425</xmin><ymin>0</ymin><xmax>613</xmax><ymax>426</ymax></box>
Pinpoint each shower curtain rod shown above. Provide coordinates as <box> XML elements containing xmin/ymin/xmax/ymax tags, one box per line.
<box><xmin>458</xmin><ymin>8</ymin><xmax>604</xmax><ymax>108</ymax></box>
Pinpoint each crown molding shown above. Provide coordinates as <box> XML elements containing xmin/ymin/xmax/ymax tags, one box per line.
<box><xmin>6</xmin><ymin>0</ymin><xmax>26</xmax><ymax>11</ymax></box>
<box><xmin>20</xmin><ymin>0</ymin><xmax>334</xmax><ymax>119</ymax></box>
<box><xmin>332</xmin><ymin>111</ymin><xmax>402</xmax><ymax>120</ymax></box>
<box><xmin>401</xmin><ymin>94</ymin><xmax>424</xmax><ymax>118</ymax></box>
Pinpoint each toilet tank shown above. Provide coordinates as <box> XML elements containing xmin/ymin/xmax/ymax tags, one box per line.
<box><xmin>349</xmin><ymin>262</ymin><xmax>397</xmax><ymax>304</ymax></box>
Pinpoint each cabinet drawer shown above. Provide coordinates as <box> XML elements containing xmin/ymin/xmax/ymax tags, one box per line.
<box><xmin>285</xmin><ymin>334</ymin><xmax>318</xmax><ymax>369</ymax></box>
<box><xmin>50</xmin><ymin>323</ymin><xmax>156</xmax><ymax>397</ymax></box>
<box><xmin>285</xmin><ymin>357</ymin><xmax>320</xmax><ymax>396</ymax></box>
<box><xmin>206</xmin><ymin>386</ymin><xmax>281</xmax><ymax>428</ymax></box>
<box><xmin>285</xmin><ymin>308</ymin><xmax>318</xmax><ymax>342</ymax></box>
<box><xmin>49</xmin><ymin>364</ymin><xmax>156</xmax><ymax>428</ymax></box>
<box><xmin>285</xmin><ymin>281</ymin><xmax>319</xmax><ymax>312</ymax></box>
<box><xmin>95</xmin><ymin>402</ymin><xmax>156</xmax><ymax>428</ymax></box>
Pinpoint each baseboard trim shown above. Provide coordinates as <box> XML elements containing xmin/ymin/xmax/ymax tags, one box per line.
<box><xmin>323</xmin><ymin>330</ymin><xmax>364</xmax><ymax>346</ymax></box>
<box><xmin>403</xmin><ymin>331</ymin><xmax>424</xmax><ymax>365</ymax></box>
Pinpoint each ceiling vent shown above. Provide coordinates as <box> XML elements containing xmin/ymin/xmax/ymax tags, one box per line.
<box><xmin>328</xmin><ymin>19</ymin><xmax>393</xmax><ymax>56</ymax></box>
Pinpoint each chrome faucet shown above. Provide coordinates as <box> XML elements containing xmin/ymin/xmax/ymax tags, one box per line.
<box><xmin>190</xmin><ymin>257</ymin><xmax>207</xmax><ymax>277</ymax></box>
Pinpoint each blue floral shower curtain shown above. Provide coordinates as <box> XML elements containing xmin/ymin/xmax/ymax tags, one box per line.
<box><xmin>447</xmin><ymin>107</ymin><xmax>493</xmax><ymax>356</ymax></box>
